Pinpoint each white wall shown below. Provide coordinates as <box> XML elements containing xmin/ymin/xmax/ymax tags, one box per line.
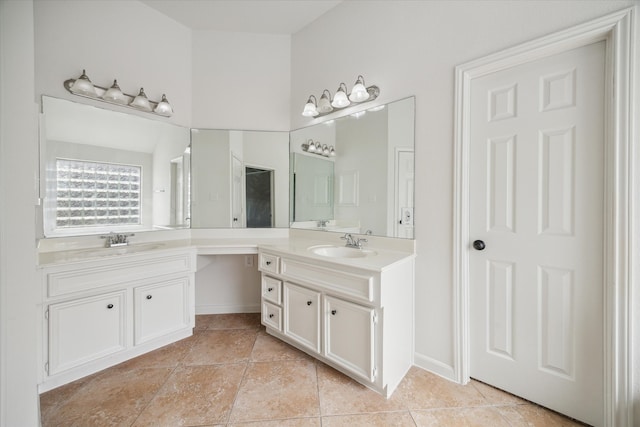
<box><xmin>0</xmin><ymin>0</ymin><xmax>40</xmax><ymax>424</ymax></box>
<box><xmin>290</xmin><ymin>0</ymin><xmax>637</xmax><ymax>379</ymax></box>
<box><xmin>34</xmin><ymin>0</ymin><xmax>192</xmax><ymax>127</ymax></box>
<box><xmin>191</xmin><ymin>30</ymin><xmax>291</xmax><ymax>130</ymax></box>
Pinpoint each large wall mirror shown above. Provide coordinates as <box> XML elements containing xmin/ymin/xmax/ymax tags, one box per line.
<box><xmin>190</xmin><ymin>129</ymin><xmax>289</xmax><ymax>228</ymax></box>
<box><xmin>290</xmin><ymin>96</ymin><xmax>415</xmax><ymax>239</ymax></box>
<box><xmin>40</xmin><ymin>96</ymin><xmax>191</xmax><ymax>237</ymax></box>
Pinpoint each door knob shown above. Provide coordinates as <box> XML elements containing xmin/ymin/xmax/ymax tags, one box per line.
<box><xmin>473</xmin><ymin>240</ymin><xmax>486</xmax><ymax>251</ymax></box>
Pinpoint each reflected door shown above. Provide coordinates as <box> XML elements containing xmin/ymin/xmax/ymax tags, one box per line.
<box><xmin>231</xmin><ymin>155</ymin><xmax>244</xmax><ymax>227</ymax></box>
<box><xmin>469</xmin><ymin>42</ymin><xmax>605</xmax><ymax>425</ymax></box>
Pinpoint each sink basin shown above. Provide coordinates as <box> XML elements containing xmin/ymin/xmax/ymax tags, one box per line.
<box><xmin>309</xmin><ymin>245</ymin><xmax>377</xmax><ymax>258</ymax></box>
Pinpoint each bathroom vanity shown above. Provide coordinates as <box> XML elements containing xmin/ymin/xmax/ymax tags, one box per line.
<box><xmin>258</xmin><ymin>237</ymin><xmax>415</xmax><ymax>397</ymax></box>
<box><xmin>37</xmin><ymin>242</ymin><xmax>196</xmax><ymax>391</ymax></box>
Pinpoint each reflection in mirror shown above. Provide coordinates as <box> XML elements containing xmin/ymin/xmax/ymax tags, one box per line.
<box><xmin>290</xmin><ymin>96</ymin><xmax>415</xmax><ymax>239</ymax></box>
<box><xmin>40</xmin><ymin>96</ymin><xmax>191</xmax><ymax>237</ymax></box>
<box><xmin>190</xmin><ymin>129</ymin><xmax>289</xmax><ymax>228</ymax></box>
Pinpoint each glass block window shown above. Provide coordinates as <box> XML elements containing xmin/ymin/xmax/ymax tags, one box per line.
<box><xmin>55</xmin><ymin>159</ymin><xmax>141</xmax><ymax>228</ymax></box>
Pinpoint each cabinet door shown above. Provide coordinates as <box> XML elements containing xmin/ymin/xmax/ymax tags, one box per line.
<box><xmin>48</xmin><ymin>291</ymin><xmax>126</xmax><ymax>375</ymax></box>
<box><xmin>324</xmin><ymin>296</ymin><xmax>376</xmax><ymax>382</ymax></box>
<box><xmin>283</xmin><ymin>282</ymin><xmax>320</xmax><ymax>353</ymax></box>
<box><xmin>134</xmin><ymin>278</ymin><xmax>189</xmax><ymax>345</ymax></box>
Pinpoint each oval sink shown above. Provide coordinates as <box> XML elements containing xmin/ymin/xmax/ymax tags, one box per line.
<box><xmin>309</xmin><ymin>245</ymin><xmax>376</xmax><ymax>258</ymax></box>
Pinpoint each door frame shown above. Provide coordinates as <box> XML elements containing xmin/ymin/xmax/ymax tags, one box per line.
<box><xmin>453</xmin><ymin>7</ymin><xmax>636</xmax><ymax>427</ymax></box>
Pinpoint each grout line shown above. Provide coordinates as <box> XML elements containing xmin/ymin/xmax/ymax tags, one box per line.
<box><xmin>128</xmin><ymin>363</ymin><xmax>180</xmax><ymax>426</ymax></box>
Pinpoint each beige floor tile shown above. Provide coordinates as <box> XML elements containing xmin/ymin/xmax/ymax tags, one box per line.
<box><xmin>228</xmin><ymin>418</ymin><xmax>322</xmax><ymax>426</ymax></box>
<box><xmin>229</xmin><ymin>360</ymin><xmax>320</xmax><ymax>422</ymax></box>
<box><xmin>317</xmin><ymin>363</ymin><xmax>405</xmax><ymax>415</ymax></box>
<box><xmin>412</xmin><ymin>407</ymin><xmax>511</xmax><ymax>426</ymax></box>
<box><xmin>42</xmin><ymin>367</ymin><xmax>173</xmax><ymax>427</ymax></box>
<box><xmin>39</xmin><ymin>375</ymin><xmax>92</xmax><ymax>420</ymax></box>
<box><xmin>470</xmin><ymin>380</ymin><xmax>528</xmax><ymax>405</ymax></box>
<box><xmin>114</xmin><ymin>334</ymin><xmax>198</xmax><ymax>370</ymax></box>
<box><xmin>198</xmin><ymin>312</ymin><xmax>262</xmax><ymax>330</ymax></box>
<box><xmin>396</xmin><ymin>367</ymin><xmax>487</xmax><ymax>410</ymax></box>
<box><xmin>131</xmin><ymin>364</ymin><xmax>246</xmax><ymax>426</ymax></box>
<box><xmin>250</xmin><ymin>331</ymin><xmax>312</xmax><ymax>362</ymax></box>
<box><xmin>182</xmin><ymin>329</ymin><xmax>258</xmax><ymax>365</ymax></box>
<box><xmin>322</xmin><ymin>411</ymin><xmax>417</xmax><ymax>427</ymax></box>
<box><xmin>495</xmin><ymin>404</ymin><xmax>587</xmax><ymax>426</ymax></box>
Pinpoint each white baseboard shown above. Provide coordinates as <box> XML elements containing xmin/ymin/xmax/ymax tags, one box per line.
<box><xmin>195</xmin><ymin>304</ymin><xmax>260</xmax><ymax>315</ymax></box>
<box><xmin>413</xmin><ymin>352</ymin><xmax>458</xmax><ymax>383</ymax></box>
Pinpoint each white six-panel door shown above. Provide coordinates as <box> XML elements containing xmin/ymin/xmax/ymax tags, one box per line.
<box><xmin>469</xmin><ymin>41</ymin><xmax>605</xmax><ymax>426</ymax></box>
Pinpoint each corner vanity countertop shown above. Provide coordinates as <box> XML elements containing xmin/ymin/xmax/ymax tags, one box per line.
<box><xmin>37</xmin><ymin>229</ymin><xmax>415</xmax><ymax>269</ymax></box>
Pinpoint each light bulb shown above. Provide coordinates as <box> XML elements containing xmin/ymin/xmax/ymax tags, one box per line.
<box><xmin>317</xmin><ymin>90</ymin><xmax>333</xmax><ymax>114</ymax></box>
<box><xmin>130</xmin><ymin>88</ymin><xmax>152</xmax><ymax>111</ymax></box>
<box><xmin>349</xmin><ymin>75</ymin><xmax>369</xmax><ymax>102</ymax></box>
<box><xmin>302</xmin><ymin>95</ymin><xmax>319</xmax><ymax>117</ymax></box>
<box><xmin>154</xmin><ymin>94</ymin><xmax>173</xmax><ymax>116</ymax></box>
<box><xmin>69</xmin><ymin>69</ymin><xmax>97</xmax><ymax>97</ymax></box>
<box><xmin>331</xmin><ymin>83</ymin><xmax>350</xmax><ymax>108</ymax></box>
<box><xmin>102</xmin><ymin>80</ymin><xmax>127</xmax><ymax>104</ymax></box>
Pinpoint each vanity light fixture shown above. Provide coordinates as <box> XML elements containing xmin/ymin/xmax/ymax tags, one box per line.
<box><xmin>301</xmin><ymin>74</ymin><xmax>379</xmax><ymax>118</ymax></box>
<box><xmin>301</xmin><ymin>139</ymin><xmax>336</xmax><ymax>157</ymax></box>
<box><xmin>64</xmin><ymin>69</ymin><xmax>174</xmax><ymax>117</ymax></box>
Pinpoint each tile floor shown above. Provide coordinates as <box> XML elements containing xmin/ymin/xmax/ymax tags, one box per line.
<box><xmin>40</xmin><ymin>313</ymin><xmax>587</xmax><ymax>426</ymax></box>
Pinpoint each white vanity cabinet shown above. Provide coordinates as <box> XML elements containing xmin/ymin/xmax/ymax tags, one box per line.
<box><xmin>38</xmin><ymin>248</ymin><xmax>196</xmax><ymax>392</ymax></box>
<box><xmin>258</xmin><ymin>247</ymin><xmax>414</xmax><ymax>397</ymax></box>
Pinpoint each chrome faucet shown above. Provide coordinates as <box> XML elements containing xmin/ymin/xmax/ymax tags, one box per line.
<box><xmin>341</xmin><ymin>233</ymin><xmax>367</xmax><ymax>249</ymax></box>
<box><xmin>101</xmin><ymin>233</ymin><xmax>134</xmax><ymax>248</ymax></box>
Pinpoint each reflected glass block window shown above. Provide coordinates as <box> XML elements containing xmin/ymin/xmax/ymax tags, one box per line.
<box><xmin>56</xmin><ymin>159</ymin><xmax>141</xmax><ymax>228</ymax></box>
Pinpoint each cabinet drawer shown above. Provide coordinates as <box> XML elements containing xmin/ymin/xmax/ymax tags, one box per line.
<box><xmin>262</xmin><ymin>276</ymin><xmax>282</xmax><ymax>304</ymax></box>
<box><xmin>45</xmin><ymin>252</ymin><xmax>193</xmax><ymax>297</ymax></box>
<box><xmin>259</xmin><ymin>253</ymin><xmax>280</xmax><ymax>274</ymax></box>
<box><xmin>48</xmin><ymin>290</ymin><xmax>126</xmax><ymax>375</ymax></box>
<box><xmin>281</xmin><ymin>259</ymin><xmax>374</xmax><ymax>304</ymax></box>
<box><xmin>262</xmin><ymin>301</ymin><xmax>282</xmax><ymax>331</ymax></box>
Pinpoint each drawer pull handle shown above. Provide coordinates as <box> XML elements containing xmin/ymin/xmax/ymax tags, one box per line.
<box><xmin>269</xmin><ymin>314</ymin><xmax>274</xmax><ymax>318</ymax></box>
<box><xmin>268</xmin><ymin>287</ymin><xmax>274</xmax><ymax>292</ymax></box>
<box><xmin>266</xmin><ymin>261</ymin><xmax>272</xmax><ymax>266</ymax></box>
<box><xmin>107</xmin><ymin>304</ymin><xmax>114</xmax><ymax>309</ymax></box>
<box><xmin>146</xmin><ymin>295</ymin><xmax>153</xmax><ymax>300</ymax></box>
<box><xmin>307</xmin><ymin>301</ymin><xmax>312</xmax><ymax>306</ymax></box>
<box><xmin>331</xmin><ymin>309</ymin><xmax>337</xmax><ymax>315</ymax></box>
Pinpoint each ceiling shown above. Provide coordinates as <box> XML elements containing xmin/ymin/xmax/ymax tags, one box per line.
<box><xmin>139</xmin><ymin>0</ymin><xmax>343</xmax><ymax>34</ymax></box>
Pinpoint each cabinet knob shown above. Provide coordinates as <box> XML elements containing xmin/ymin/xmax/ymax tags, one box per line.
<box><xmin>306</xmin><ymin>300</ymin><xmax>312</xmax><ymax>306</ymax></box>
<box><xmin>331</xmin><ymin>309</ymin><xmax>337</xmax><ymax>315</ymax></box>
<box><xmin>473</xmin><ymin>240</ymin><xmax>486</xmax><ymax>251</ymax></box>
<box><xmin>107</xmin><ymin>304</ymin><xmax>114</xmax><ymax>309</ymax></box>
<box><xmin>266</xmin><ymin>261</ymin><xmax>272</xmax><ymax>266</ymax></box>
<box><xmin>146</xmin><ymin>295</ymin><xmax>152</xmax><ymax>300</ymax></box>
<box><xmin>268</xmin><ymin>287</ymin><xmax>274</xmax><ymax>292</ymax></box>
<box><xmin>269</xmin><ymin>313</ymin><xmax>274</xmax><ymax>318</ymax></box>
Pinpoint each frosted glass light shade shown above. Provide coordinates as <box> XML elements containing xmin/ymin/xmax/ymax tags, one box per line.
<box><xmin>317</xmin><ymin>90</ymin><xmax>333</xmax><ymax>114</ymax></box>
<box><xmin>331</xmin><ymin>84</ymin><xmax>350</xmax><ymax>108</ymax></box>
<box><xmin>102</xmin><ymin>80</ymin><xmax>127</xmax><ymax>104</ymax></box>
<box><xmin>349</xmin><ymin>76</ymin><xmax>369</xmax><ymax>102</ymax></box>
<box><xmin>154</xmin><ymin>94</ymin><xmax>173</xmax><ymax>116</ymax></box>
<box><xmin>69</xmin><ymin>69</ymin><xmax>97</xmax><ymax>97</ymax></box>
<box><xmin>130</xmin><ymin>88</ymin><xmax>152</xmax><ymax>111</ymax></box>
<box><xmin>302</xmin><ymin>95</ymin><xmax>319</xmax><ymax>117</ymax></box>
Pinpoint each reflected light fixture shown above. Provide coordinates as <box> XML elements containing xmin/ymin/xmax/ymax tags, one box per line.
<box><xmin>301</xmin><ymin>139</ymin><xmax>336</xmax><ymax>157</ymax></box>
<box><xmin>63</xmin><ymin>69</ymin><xmax>173</xmax><ymax>117</ymax></box>
<box><xmin>301</xmin><ymin>75</ymin><xmax>379</xmax><ymax>118</ymax></box>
